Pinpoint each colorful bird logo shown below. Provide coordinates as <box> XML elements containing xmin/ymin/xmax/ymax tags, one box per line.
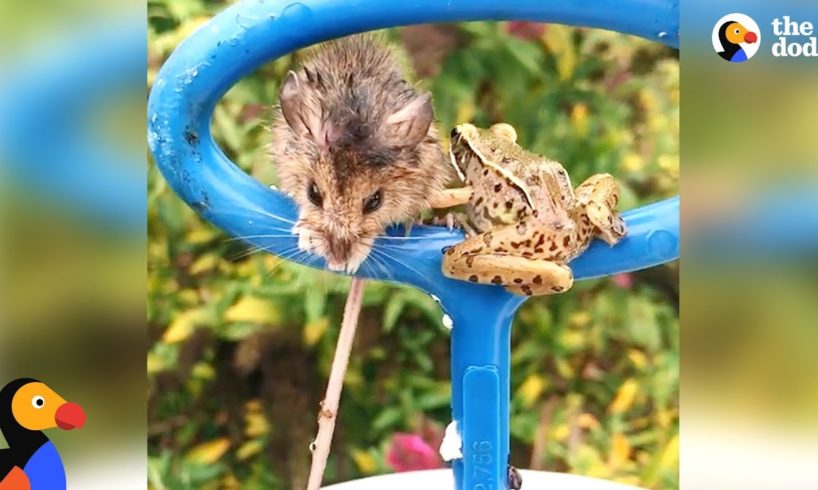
<box><xmin>713</xmin><ymin>13</ymin><xmax>761</xmax><ymax>63</ymax></box>
<box><xmin>0</xmin><ymin>379</ymin><xmax>85</xmax><ymax>490</ymax></box>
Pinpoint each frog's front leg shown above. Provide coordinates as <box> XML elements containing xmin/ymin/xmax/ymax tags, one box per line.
<box><xmin>441</xmin><ymin>233</ymin><xmax>573</xmax><ymax>296</ymax></box>
<box><xmin>428</xmin><ymin>187</ymin><xmax>473</xmax><ymax>209</ymax></box>
<box><xmin>574</xmin><ymin>173</ymin><xmax>627</xmax><ymax>245</ymax></box>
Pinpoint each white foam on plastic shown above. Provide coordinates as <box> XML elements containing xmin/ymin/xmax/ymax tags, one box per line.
<box><xmin>439</xmin><ymin>420</ymin><xmax>463</xmax><ymax>461</ymax></box>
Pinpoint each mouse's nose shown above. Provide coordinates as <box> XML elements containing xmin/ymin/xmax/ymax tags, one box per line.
<box><xmin>326</xmin><ymin>235</ymin><xmax>355</xmax><ymax>270</ymax></box>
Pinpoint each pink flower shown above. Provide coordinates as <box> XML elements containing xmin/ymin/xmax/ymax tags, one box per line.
<box><xmin>612</xmin><ymin>273</ymin><xmax>633</xmax><ymax>289</ymax></box>
<box><xmin>506</xmin><ymin>21</ymin><xmax>546</xmax><ymax>41</ymax></box>
<box><xmin>386</xmin><ymin>433</ymin><xmax>444</xmax><ymax>472</ymax></box>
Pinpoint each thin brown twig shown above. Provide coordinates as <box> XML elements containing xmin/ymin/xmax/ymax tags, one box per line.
<box><xmin>530</xmin><ymin>396</ymin><xmax>559</xmax><ymax>470</ymax></box>
<box><xmin>306</xmin><ymin>277</ymin><xmax>366</xmax><ymax>490</ymax></box>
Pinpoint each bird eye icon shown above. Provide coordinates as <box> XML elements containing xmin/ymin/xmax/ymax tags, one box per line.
<box><xmin>713</xmin><ymin>13</ymin><xmax>761</xmax><ymax>63</ymax></box>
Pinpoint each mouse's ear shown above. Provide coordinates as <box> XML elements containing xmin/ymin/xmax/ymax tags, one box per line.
<box><xmin>383</xmin><ymin>92</ymin><xmax>434</xmax><ymax>148</ymax></box>
<box><xmin>279</xmin><ymin>70</ymin><xmax>335</xmax><ymax>148</ymax></box>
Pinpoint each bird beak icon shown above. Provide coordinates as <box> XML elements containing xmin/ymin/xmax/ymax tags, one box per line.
<box><xmin>55</xmin><ymin>402</ymin><xmax>86</xmax><ymax>430</ymax></box>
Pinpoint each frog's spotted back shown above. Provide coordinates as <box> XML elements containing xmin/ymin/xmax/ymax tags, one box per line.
<box><xmin>443</xmin><ymin>123</ymin><xmax>628</xmax><ymax>296</ymax></box>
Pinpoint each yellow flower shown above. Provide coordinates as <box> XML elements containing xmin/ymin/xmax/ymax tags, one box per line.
<box><xmin>621</xmin><ymin>153</ymin><xmax>644</xmax><ymax>173</ymax></box>
<box><xmin>224</xmin><ymin>296</ymin><xmax>280</xmax><ymax>325</ymax></box>
<box><xmin>163</xmin><ymin>308</ymin><xmax>209</xmax><ymax>343</ymax></box>
<box><xmin>351</xmin><ymin>449</ymin><xmax>378</xmax><ymax>474</ymax></box>
<box><xmin>571</xmin><ymin>103</ymin><xmax>589</xmax><ymax>137</ymax></box>
<box><xmin>608</xmin><ymin>432</ymin><xmax>631</xmax><ymax>469</ymax></box>
<box><xmin>609</xmin><ymin>378</ymin><xmax>639</xmax><ymax>414</ymax></box>
<box><xmin>517</xmin><ymin>375</ymin><xmax>546</xmax><ymax>408</ymax></box>
<box><xmin>186</xmin><ymin>438</ymin><xmax>230</xmax><ymax>465</ymax></box>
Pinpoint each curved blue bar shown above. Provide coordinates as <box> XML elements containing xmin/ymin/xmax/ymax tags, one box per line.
<box><xmin>147</xmin><ymin>1</ymin><xmax>679</xmax><ymax>488</ymax></box>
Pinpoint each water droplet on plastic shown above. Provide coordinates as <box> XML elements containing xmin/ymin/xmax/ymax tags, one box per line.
<box><xmin>281</xmin><ymin>3</ymin><xmax>313</xmax><ymax>24</ymax></box>
<box><xmin>442</xmin><ymin>314</ymin><xmax>453</xmax><ymax>330</ymax></box>
<box><xmin>658</xmin><ymin>31</ymin><xmax>668</xmax><ymax>39</ymax></box>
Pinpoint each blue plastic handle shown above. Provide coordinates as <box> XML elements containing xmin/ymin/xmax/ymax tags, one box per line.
<box><xmin>147</xmin><ymin>1</ymin><xmax>679</xmax><ymax>488</ymax></box>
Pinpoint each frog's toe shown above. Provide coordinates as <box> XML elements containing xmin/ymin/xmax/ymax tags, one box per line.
<box><xmin>595</xmin><ymin>213</ymin><xmax>627</xmax><ymax>245</ymax></box>
<box><xmin>586</xmin><ymin>202</ymin><xmax>610</xmax><ymax>226</ymax></box>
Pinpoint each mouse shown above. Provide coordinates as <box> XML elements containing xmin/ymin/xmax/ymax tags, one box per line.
<box><xmin>271</xmin><ymin>34</ymin><xmax>451</xmax><ymax>273</ymax></box>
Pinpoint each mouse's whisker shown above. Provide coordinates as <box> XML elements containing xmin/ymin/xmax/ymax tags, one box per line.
<box><xmin>369</xmin><ymin>245</ymin><xmax>431</xmax><ymax>283</ymax></box>
<box><xmin>227</xmin><ymin>245</ymin><xmax>264</xmax><ymax>262</ymax></box>
<box><xmin>363</xmin><ymin>250</ymin><xmax>387</xmax><ymax>279</ymax></box>
<box><xmin>258</xmin><ymin>246</ymin><xmax>317</xmax><ymax>284</ymax></box>
<box><xmin>229</xmin><ymin>241</ymin><xmax>301</xmax><ymax>262</ymax></box>
<box><xmin>372</xmin><ymin>239</ymin><xmax>445</xmax><ymax>251</ymax></box>
<box><xmin>219</xmin><ymin>207</ymin><xmax>297</xmax><ymax>226</ymax></box>
<box><xmin>374</xmin><ymin>234</ymin><xmax>446</xmax><ymax>241</ymax></box>
<box><xmin>242</xmin><ymin>206</ymin><xmax>298</xmax><ymax>224</ymax></box>
<box><xmin>361</xmin><ymin>257</ymin><xmax>379</xmax><ymax>279</ymax></box>
<box><xmin>259</xmin><ymin>248</ymin><xmax>301</xmax><ymax>280</ymax></box>
<box><xmin>227</xmin><ymin>245</ymin><xmax>268</xmax><ymax>263</ymax></box>
<box><xmin>223</xmin><ymin>234</ymin><xmax>298</xmax><ymax>244</ymax></box>
<box><xmin>362</xmin><ymin>247</ymin><xmax>390</xmax><ymax>278</ymax></box>
<box><xmin>278</xmin><ymin>248</ymin><xmax>312</xmax><ymax>268</ymax></box>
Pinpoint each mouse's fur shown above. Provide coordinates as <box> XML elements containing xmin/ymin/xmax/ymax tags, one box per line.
<box><xmin>271</xmin><ymin>35</ymin><xmax>449</xmax><ymax>273</ymax></box>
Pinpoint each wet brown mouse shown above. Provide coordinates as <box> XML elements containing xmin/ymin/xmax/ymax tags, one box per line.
<box><xmin>271</xmin><ymin>35</ymin><xmax>450</xmax><ymax>273</ymax></box>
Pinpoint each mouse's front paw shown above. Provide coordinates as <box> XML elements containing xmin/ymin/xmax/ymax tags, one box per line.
<box><xmin>293</xmin><ymin>224</ymin><xmax>318</xmax><ymax>254</ymax></box>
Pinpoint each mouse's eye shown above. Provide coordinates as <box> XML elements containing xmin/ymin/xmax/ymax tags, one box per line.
<box><xmin>32</xmin><ymin>396</ymin><xmax>45</xmax><ymax>409</ymax></box>
<box><xmin>308</xmin><ymin>181</ymin><xmax>323</xmax><ymax>208</ymax></box>
<box><xmin>363</xmin><ymin>189</ymin><xmax>383</xmax><ymax>214</ymax></box>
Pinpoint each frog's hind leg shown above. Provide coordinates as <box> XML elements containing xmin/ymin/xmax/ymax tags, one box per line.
<box><xmin>502</xmin><ymin>258</ymin><xmax>573</xmax><ymax>296</ymax></box>
<box><xmin>575</xmin><ymin>173</ymin><xmax>627</xmax><ymax>245</ymax></box>
<box><xmin>442</xmin><ymin>246</ymin><xmax>573</xmax><ymax>296</ymax></box>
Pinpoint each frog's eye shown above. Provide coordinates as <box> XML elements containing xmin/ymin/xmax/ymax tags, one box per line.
<box><xmin>32</xmin><ymin>396</ymin><xmax>45</xmax><ymax>409</ymax></box>
<box><xmin>307</xmin><ymin>181</ymin><xmax>323</xmax><ymax>208</ymax></box>
<box><xmin>363</xmin><ymin>189</ymin><xmax>383</xmax><ymax>214</ymax></box>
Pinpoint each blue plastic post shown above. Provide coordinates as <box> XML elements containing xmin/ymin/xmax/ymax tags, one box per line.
<box><xmin>147</xmin><ymin>1</ymin><xmax>679</xmax><ymax>488</ymax></box>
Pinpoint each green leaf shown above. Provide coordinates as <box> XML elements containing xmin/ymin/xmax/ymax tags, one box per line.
<box><xmin>383</xmin><ymin>293</ymin><xmax>406</xmax><ymax>333</ymax></box>
<box><xmin>304</xmin><ymin>287</ymin><xmax>326</xmax><ymax>325</ymax></box>
<box><xmin>626</xmin><ymin>296</ymin><xmax>661</xmax><ymax>351</ymax></box>
<box><xmin>371</xmin><ymin>407</ymin><xmax>403</xmax><ymax>431</ymax></box>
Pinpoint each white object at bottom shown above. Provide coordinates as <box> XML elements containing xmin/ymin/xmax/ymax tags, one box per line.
<box><xmin>323</xmin><ymin>469</ymin><xmax>646</xmax><ymax>490</ymax></box>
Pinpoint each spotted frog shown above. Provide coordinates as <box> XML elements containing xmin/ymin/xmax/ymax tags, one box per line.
<box><xmin>441</xmin><ymin>123</ymin><xmax>627</xmax><ymax>296</ymax></box>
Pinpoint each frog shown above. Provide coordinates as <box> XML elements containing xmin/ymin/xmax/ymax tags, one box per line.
<box><xmin>441</xmin><ymin>123</ymin><xmax>627</xmax><ymax>296</ymax></box>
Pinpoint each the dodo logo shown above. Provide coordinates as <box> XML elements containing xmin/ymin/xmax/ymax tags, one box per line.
<box><xmin>713</xmin><ymin>13</ymin><xmax>761</xmax><ymax>63</ymax></box>
<box><xmin>0</xmin><ymin>378</ymin><xmax>85</xmax><ymax>490</ymax></box>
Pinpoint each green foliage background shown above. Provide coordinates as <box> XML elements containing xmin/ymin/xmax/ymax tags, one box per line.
<box><xmin>148</xmin><ymin>1</ymin><xmax>679</xmax><ymax>488</ymax></box>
